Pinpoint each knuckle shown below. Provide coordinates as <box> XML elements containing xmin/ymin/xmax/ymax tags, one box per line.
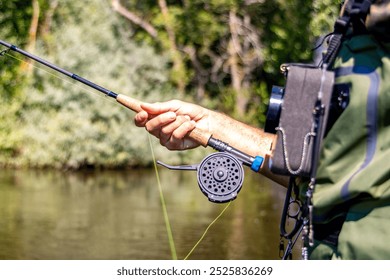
<box><xmin>161</xmin><ymin>126</ymin><xmax>171</xmax><ymax>135</ymax></box>
<box><xmin>169</xmin><ymin>99</ymin><xmax>182</xmax><ymax>108</ymax></box>
<box><xmin>145</xmin><ymin>123</ymin><xmax>154</xmax><ymax>133</ymax></box>
<box><xmin>159</xmin><ymin>138</ymin><xmax>166</xmax><ymax>147</ymax></box>
<box><xmin>172</xmin><ymin>129</ymin><xmax>184</xmax><ymax>140</ymax></box>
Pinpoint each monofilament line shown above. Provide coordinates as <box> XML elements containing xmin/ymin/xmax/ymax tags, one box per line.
<box><xmin>148</xmin><ymin>134</ymin><xmax>178</xmax><ymax>260</ymax></box>
<box><xmin>184</xmin><ymin>201</ymin><xmax>231</xmax><ymax>260</ymax></box>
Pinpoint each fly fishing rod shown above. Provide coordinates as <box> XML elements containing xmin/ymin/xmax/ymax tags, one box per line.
<box><xmin>1</xmin><ymin>39</ymin><xmax>264</xmax><ymax>203</ymax></box>
<box><xmin>0</xmin><ymin>40</ymin><xmax>214</xmax><ymax>144</ymax></box>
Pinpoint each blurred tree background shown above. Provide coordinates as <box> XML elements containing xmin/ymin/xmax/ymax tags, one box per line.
<box><xmin>0</xmin><ymin>0</ymin><xmax>340</xmax><ymax>169</ymax></box>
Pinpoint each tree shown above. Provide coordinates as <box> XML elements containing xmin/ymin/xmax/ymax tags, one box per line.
<box><xmin>0</xmin><ymin>0</ymin><xmax>340</xmax><ymax>168</ymax></box>
<box><xmin>0</xmin><ymin>0</ymin><xmax>35</xmax><ymax>163</ymax></box>
<box><xmin>111</xmin><ymin>0</ymin><xmax>339</xmax><ymax>122</ymax></box>
<box><xmin>1</xmin><ymin>0</ymin><xmax>203</xmax><ymax>169</ymax></box>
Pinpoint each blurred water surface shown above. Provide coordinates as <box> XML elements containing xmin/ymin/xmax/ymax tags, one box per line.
<box><xmin>0</xmin><ymin>168</ymin><xmax>298</xmax><ymax>260</ymax></box>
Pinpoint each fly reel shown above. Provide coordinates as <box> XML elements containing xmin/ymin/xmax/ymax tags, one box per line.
<box><xmin>157</xmin><ymin>152</ymin><xmax>244</xmax><ymax>203</ymax></box>
<box><xmin>197</xmin><ymin>153</ymin><xmax>244</xmax><ymax>203</ymax></box>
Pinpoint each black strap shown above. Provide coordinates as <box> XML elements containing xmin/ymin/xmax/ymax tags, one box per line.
<box><xmin>322</xmin><ymin>0</ymin><xmax>374</xmax><ymax>68</ymax></box>
<box><xmin>313</xmin><ymin>214</ymin><xmax>347</xmax><ymax>247</ymax></box>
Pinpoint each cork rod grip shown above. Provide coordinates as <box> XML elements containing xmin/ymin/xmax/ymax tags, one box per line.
<box><xmin>116</xmin><ymin>94</ymin><xmax>143</xmax><ymax>112</ymax></box>
<box><xmin>116</xmin><ymin>94</ymin><xmax>211</xmax><ymax>147</ymax></box>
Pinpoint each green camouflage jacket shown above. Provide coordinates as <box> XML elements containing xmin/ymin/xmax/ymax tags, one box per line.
<box><xmin>309</xmin><ymin>33</ymin><xmax>390</xmax><ymax>259</ymax></box>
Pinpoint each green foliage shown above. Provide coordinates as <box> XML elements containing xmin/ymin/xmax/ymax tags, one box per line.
<box><xmin>260</xmin><ymin>0</ymin><xmax>313</xmax><ymax>83</ymax></box>
<box><xmin>0</xmin><ymin>0</ymin><xmax>32</xmax><ymax>163</ymax></box>
<box><xmin>1</xmin><ymin>0</ymin><xmax>208</xmax><ymax>169</ymax></box>
<box><xmin>311</xmin><ymin>0</ymin><xmax>341</xmax><ymax>37</ymax></box>
<box><xmin>0</xmin><ymin>0</ymin><xmax>342</xmax><ymax>169</ymax></box>
<box><xmin>0</xmin><ymin>0</ymin><xmax>34</xmax><ymax>98</ymax></box>
<box><xmin>0</xmin><ymin>0</ymin><xmax>33</xmax><ymax>41</ymax></box>
<box><xmin>117</xmin><ymin>0</ymin><xmax>341</xmax><ymax>124</ymax></box>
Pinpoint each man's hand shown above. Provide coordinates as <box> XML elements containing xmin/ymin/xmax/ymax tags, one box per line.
<box><xmin>134</xmin><ymin>99</ymin><xmax>287</xmax><ymax>186</ymax></box>
<box><xmin>134</xmin><ymin>100</ymin><xmax>210</xmax><ymax>150</ymax></box>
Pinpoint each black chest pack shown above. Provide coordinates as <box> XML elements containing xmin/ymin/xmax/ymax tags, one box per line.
<box><xmin>265</xmin><ymin>0</ymin><xmax>375</xmax><ymax>178</ymax></box>
<box><xmin>265</xmin><ymin>65</ymin><xmax>335</xmax><ymax>177</ymax></box>
<box><xmin>266</xmin><ymin>0</ymin><xmax>377</xmax><ymax>260</ymax></box>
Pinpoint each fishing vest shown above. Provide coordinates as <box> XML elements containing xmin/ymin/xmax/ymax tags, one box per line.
<box><xmin>308</xmin><ymin>34</ymin><xmax>390</xmax><ymax>259</ymax></box>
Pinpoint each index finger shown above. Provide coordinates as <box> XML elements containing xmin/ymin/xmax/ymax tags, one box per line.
<box><xmin>140</xmin><ymin>100</ymin><xmax>181</xmax><ymax>115</ymax></box>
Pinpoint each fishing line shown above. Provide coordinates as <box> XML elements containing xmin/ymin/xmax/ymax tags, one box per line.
<box><xmin>2</xmin><ymin>52</ymin><xmax>117</xmax><ymax>106</ymax></box>
<box><xmin>184</xmin><ymin>201</ymin><xmax>231</xmax><ymax>260</ymax></box>
<box><xmin>4</xmin><ymin>50</ymin><xmax>179</xmax><ymax>259</ymax></box>
<box><xmin>2</xmin><ymin>45</ymin><xmax>234</xmax><ymax>260</ymax></box>
<box><xmin>148</xmin><ymin>134</ymin><xmax>178</xmax><ymax>260</ymax></box>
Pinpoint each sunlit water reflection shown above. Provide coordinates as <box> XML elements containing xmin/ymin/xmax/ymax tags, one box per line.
<box><xmin>0</xmin><ymin>168</ymin><xmax>300</xmax><ymax>260</ymax></box>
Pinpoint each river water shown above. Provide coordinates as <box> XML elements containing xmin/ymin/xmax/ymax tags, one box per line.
<box><xmin>0</xmin><ymin>168</ymin><xmax>300</xmax><ymax>260</ymax></box>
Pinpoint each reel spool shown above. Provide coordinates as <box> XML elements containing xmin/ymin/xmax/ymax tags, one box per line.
<box><xmin>198</xmin><ymin>153</ymin><xmax>244</xmax><ymax>203</ymax></box>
